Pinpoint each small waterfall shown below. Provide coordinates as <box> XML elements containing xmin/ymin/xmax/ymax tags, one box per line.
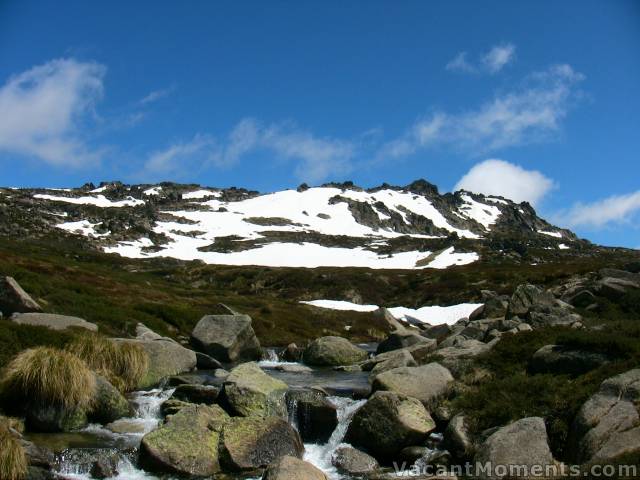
<box><xmin>302</xmin><ymin>396</ymin><xmax>366</xmax><ymax>479</ymax></box>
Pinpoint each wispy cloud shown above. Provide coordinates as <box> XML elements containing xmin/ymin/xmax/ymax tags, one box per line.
<box><xmin>139</xmin><ymin>86</ymin><xmax>174</xmax><ymax>105</ymax></box>
<box><xmin>553</xmin><ymin>191</ymin><xmax>640</xmax><ymax>229</ymax></box>
<box><xmin>378</xmin><ymin>64</ymin><xmax>584</xmax><ymax>159</ymax></box>
<box><xmin>143</xmin><ymin>119</ymin><xmax>355</xmax><ymax>183</ymax></box>
<box><xmin>454</xmin><ymin>158</ymin><xmax>554</xmax><ymax>206</ymax></box>
<box><xmin>446</xmin><ymin>43</ymin><xmax>516</xmax><ymax>74</ymax></box>
<box><xmin>0</xmin><ymin>58</ymin><xmax>106</xmax><ymax>167</ymax></box>
<box><xmin>482</xmin><ymin>43</ymin><xmax>517</xmax><ymax>73</ymax></box>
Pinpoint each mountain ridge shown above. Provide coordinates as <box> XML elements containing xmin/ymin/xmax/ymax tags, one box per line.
<box><xmin>0</xmin><ymin>178</ymin><xmax>587</xmax><ymax>270</ymax></box>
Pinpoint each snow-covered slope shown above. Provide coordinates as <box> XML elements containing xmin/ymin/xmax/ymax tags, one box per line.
<box><xmin>4</xmin><ymin>179</ymin><xmax>575</xmax><ymax>269</ymax></box>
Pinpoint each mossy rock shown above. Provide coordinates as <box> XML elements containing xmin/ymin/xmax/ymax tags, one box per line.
<box><xmin>220</xmin><ymin>416</ymin><xmax>304</xmax><ymax>472</ymax></box>
<box><xmin>140</xmin><ymin>404</ymin><xmax>229</xmax><ymax>476</ymax></box>
<box><xmin>221</xmin><ymin>362</ymin><xmax>288</xmax><ymax>418</ymax></box>
<box><xmin>88</xmin><ymin>375</ymin><xmax>131</xmax><ymax>424</ymax></box>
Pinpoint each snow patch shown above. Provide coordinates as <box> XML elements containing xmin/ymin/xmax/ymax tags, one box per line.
<box><xmin>56</xmin><ymin>220</ymin><xmax>108</xmax><ymax>238</ymax></box>
<box><xmin>425</xmin><ymin>246</ymin><xmax>479</xmax><ymax>269</ymax></box>
<box><xmin>143</xmin><ymin>186</ymin><xmax>162</xmax><ymax>196</ymax></box>
<box><xmin>182</xmin><ymin>189</ymin><xmax>221</xmax><ymax>199</ymax></box>
<box><xmin>538</xmin><ymin>230</ymin><xmax>563</xmax><ymax>238</ymax></box>
<box><xmin>458</xmin><ymin>193</ymin><xmax>502</xmax><ymax>229</ymax></box>
<box><xmin>34</xmin><ymin>194</ymin><xmax>144</xmax><ymax>208</ymax></box>
<box><xmin>300</xmin><ymin>300</ymin><xmax>378</xmax><ymax>312</ymax></box>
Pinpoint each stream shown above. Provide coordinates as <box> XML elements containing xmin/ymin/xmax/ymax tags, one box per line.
<box><xmin>29</xmin><ymin>354</ymin><xmax>378</xmax><ymax>480</ymax></box>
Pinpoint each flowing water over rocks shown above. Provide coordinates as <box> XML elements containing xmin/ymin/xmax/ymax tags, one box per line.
<box><xmin>29</xmin><ymin>359</ymin><xmax>431</xmax><ymax>479</ymax></box>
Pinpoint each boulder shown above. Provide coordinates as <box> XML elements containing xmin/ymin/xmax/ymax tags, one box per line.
<box><xmin>140</xmin><ymin>404</ymin><xmax>229</xmax><ymax>476</ymax></box>
<box><xmin>444</xmin><ymin>414</ymin><xmax>474</xmax><ymax>460</ymax></box>
<box><xmin>281</xmin><ymin>343</ymin><xmax>303</xmax><ymax>362</ymax></box>
<box><xmin>220</xmin><ymin>362</ymin><xmax>288</xmax><ymax>417</ymax></box>
<box><xmin>479</xmin><ymin>290</ymin><xmax>508</xmax><ymax>319</ymax></box>
<box><xmin>115</xmin><ymin>325</ymin><xmax>197</xmax><ymax>389</ymax></box>
<box><xmin>506</xmin><ymin>284</ymin><xmax>555</xmax><ymax>319</ymax></box>
<box><xmin>25</xmin><ymin>404</ymin><xmax>88</xmax><ymax>433</ymax></box>
<box><xmin>373</xmin><ymin>307</ymin><xmax>409</xmax><ymax>333</ymax></box>
<box><xmin>434</xmin><ymin>339</ymin><xmax>492</xmax><ymax>376</ymax></box>
<box><xmin>569</xmin><ymin>368</ymin><xmax>640</xmax><ymax>465</ymax></box>
<box><xmin>263</xmin><ymin>455</ymin><xmax>327</xmax><ymax>480</ymax></box>
<box><xmin>0</xmin><ymin>276</ymin><xmax>41</xmax><ymax>314</ymax></box>
<box><xmin>88</xmin><ymin>375</ymin><xmax>131</xmax><ymax>424</ymax></box>
<box><xmin>421</xmin><ymin>324</ymin><xmax>451</xmax><ymax>341</ymax></box>
<box><xmin>345</xmin><ymin>391</ymin><xmax>435</xmax><ymax>461</ymax></box>
<box><xmin>195</xmin><ymin>351</ymin><xmax>223</xmax><ymax>370</ymax></box>
<box><xmin>362</xmin><ymin>349</ymin><xmax>417</xmax><ymax>375</ymax></box>
<box><xmin>303</xmin><ymin>336</ymin><xmax>368</xmax><ymax>367</ymax></box>
<box><xmin>171</xmin><ymin>384</ymin><xmax>220</xmax><ymax>405</ymax></box>
<box><xmin>376</xmin><ymin>332</ymin><xmax>435</xmax><ymax>355</ymax></box>
<box><xmin>332</xmin><ymin>446</ymin><xmax>379</xmax><ymax>475</ymax></box>
<box><xmin>10</xmin><ymin>313</ymin><xmax>97</xmax><ymax>332</ymax></box>
<box><xmin>220</xmin><ymin>416</ymin><xmax>304</xmax><ymax>471</ymax></box>
<box><xmin>529</xmin><ymin>345</ymin><xmax>609</xmax><ymax>376</ymax></box>
<box><xmin>371</xmin><ymin>363</ymin><xmax>453</xmax><ymax>408</ymax></box>
<box><xmin>191</xmin><ymin>312</ymin><xmax>262</xmax><ymax>363</ymax></box>
<box><xmin>527</xmin><ymin>304</ymin><xmax>582</xmax><ymax>328</ymax></box>
<box><xmin>474</xmin><ymin>417</ymin><xmax>554</xmax><ymax>479</ymax></box>
<box><xmin>286</xmin><ymin>389</ymin><xmax>338</xmax><ymax>443</ymax></box>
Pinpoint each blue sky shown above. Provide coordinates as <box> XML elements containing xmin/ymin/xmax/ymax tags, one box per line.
<box><xmin>0</xmin><ymin>0</ymin><xmax>639</xmax><ymax>248</ymax></box>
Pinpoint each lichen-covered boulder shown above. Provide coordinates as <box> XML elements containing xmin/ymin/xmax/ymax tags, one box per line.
<box><xmin>140</xmin><ymin>404</ymin><xmax>229</xmax><ymax>476</ymax></box>
<box><xmin>221</xmin><ymin>362</ymin><xmax>288</xmax><ymax>417</ymax></box>
<box><xmin>262</xmin><ymin>455</ymin><xmax>327</xmax><ymax>480</ymax></box>
<box><xmin>376</xmin><ymin>332</ymin><xmax>435</xmax><ymax>355</ymax></box>
<box><xmin>303</xmin><ymin>336</ymin><xmax>368</xmax><ymax>367</ymax></box>
<box><xmin>345</xmin><ymin>391</ymin><xmax>435</xmax><ymax>461</ymax></box>
<box><xmin>286</xmin><ymin>389</ymin><xmax>338</xmax><ymax>443</ymax></box>
<box><xmin>88</xmin><ymin>375</ymin><xmax>131</xmax><ymax>424</ymax></box>
<box><xmin>220</xmin><ymin>417</ymin><xmax>304</xmax><ymax>472</ymax></box>
<box><xmin>569</xmin><ymin>368</ymin><xmax>640</xmax><ymax>465</ymax></box>
<box><xmin>371</xmin><ymin>363</ymin><xmax>453</xmax><ymax>408</ymax></box>
<box><xmin>474</xmin><ymin>417</ymin><xmax>554</xmax><ymax>479</ymax></box>
<box><xmin>191</xmin><ymin>312</ymin><xmax>262</xmax><ymax>362</ymax></box>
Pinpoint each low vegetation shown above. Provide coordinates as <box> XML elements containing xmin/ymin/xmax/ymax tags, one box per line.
<box><xmin>1</xmin><ymin>347</ymin><xmax>96</xmax><ymax>411</ymax></box>
<box><xmin>0</xmin><ymin>418</ymin><xmax>28</xmax><ymax>480</ymax></box>
<box><xmin>453</xmin><ymin>317</ymin><xmax>640</xmax><ymax>460</ymax></box>
<box><xmin>66</xmin><ymin>333</ymin><xmax>149</xmax><ymax>392</ymax></box>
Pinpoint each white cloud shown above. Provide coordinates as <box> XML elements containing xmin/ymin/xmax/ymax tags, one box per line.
<box><xmin>144</xmin><ymin>134</ymin><xmax>215</xmax><ymax>177</ymax></box>
<box><xmin>446</xmin><ymin>52</ymin><xmax>475</xmax><ymax>73</ymax></box>
<box><xmin>0</xmin><ymin>58</ymin><xmax>106</xmax><ymax>166</ymax></box>
<box><xmin>144</xmin><ymin>119</ymin><xmax>354</xmax><ymax>183</ymax></box>
<box><xmin>553</xmin><ymin>191</ymin><xmax>640</xmax><ymax>229</ymax></box>
<box><xmin>139</xmin><ymin>87</ymin><xmax>174</xmax><ymax>105</ymax></box>
<box><xmin>379</xmin><ymin>64</ymin><xmax>584</xmax><ymax>158</ymax></box>
<box><xmin>482</xmin><ymin>43</ymin><xmax>516</xmax><ymax>73</ymax></box>
<box><xmin>454</xmin><ymin>159</ymin><xmax>554</xmax><ymax>206</ymax></box>
<box><xmin>446</xmin><ymin>43</ymin><xmax>516</xmax><ymax>74</ymax></box>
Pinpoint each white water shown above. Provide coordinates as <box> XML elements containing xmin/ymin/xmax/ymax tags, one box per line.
<box><xmin>302</xmin><ymin>396</ymin><xmax>366</xmax><ymax>480</ymax></box>
<box><xmin>56</xmin><ymin>388</ymin><xmax>175</xmax><ymax>479</ymax></box>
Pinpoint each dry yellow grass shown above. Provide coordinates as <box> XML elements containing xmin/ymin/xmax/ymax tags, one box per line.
<box><xmin>66</xmin><ymin>333</ymin><xmax>148</xmax><ymax>391</ymax></box>
<box><xmin>0</xmin><ymin>418</ymin><xmax>28</xmax><ymax>480</ymax></box>
<box><xmin>1</xmin><ymin>347</ymin><xmax>96</xmax><ymax>410</ymax></box>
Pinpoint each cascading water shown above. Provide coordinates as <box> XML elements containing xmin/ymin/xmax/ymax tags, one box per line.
<box><xmin>301</xmin><ymin>396</ymin><xmax>366</xmax><ymax>479</ymax></box>
<box><xmin>54</xmin><ymin>388</ymin><xmax>175</xmax><ymax>479</ymax></box>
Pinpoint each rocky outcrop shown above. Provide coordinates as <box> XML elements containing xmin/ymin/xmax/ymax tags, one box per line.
<box><xmin>474</xmin><ymin>417</ymin><xmax>554</xmax><ymax>479</ymax></box>
<box><xmin>345</xmin><ymin>391</ymin><xmax>435</xmax><ymax>461</ymax></box>
<box><xmin>263</xmin><ymin>455</ymin><xmax>327</xmax><ymax>480</ymax></box>
<box><xmin>529</xmin><ymin>345</ymin><xmax>609</xmax><ymax>376</ymax></box>
<box><xmin>220</xmin><ymin>417</ymin><xmax>304</xmax><ymax>472</ymax></box>
<box><xmin>10</xmin><ymin>313</ymin><xmax>97</xmax><ymax>331</ymax></box>
<box><xmin>362</xmin><ymin>349</ymin><xmax>417</xmax><ymax>375</ymax></box>
<box><xmin>569</xmin><ymin>368</ymin><xmax>640</xmax><ymax>465</ymax></box>
<box><xmin>0</xmin><ymin>276</ymin><xmax>41</xmax><ymax>314</ymax></box>
<box><xmin>332</xmin><ymin>446</ymin><xmax>379</xmax><ymax>475</ymax></box>
<box><xmin>191</xmin><ymin>310</ymin><xmax>262</xmax><ymax>363</ymax></box>
<box><xmin>115</xmin><ymin>324</ymin><xmax>196</xmax><ymax>389</ymax></box>
<box><xmin>286</xmin><ymin>389</ymin><xmax>338</xmax><ymax>443</ymax></box>
<box><xmin>140</xmin><ymin>404</ymin><xmax>229</xmax><ymax>476</ymax></box>
<box><xmin>220</xmin><ymin>362</ymin><xmax>288</xmax><ymax>417</ymax></box>
<box><xmin>303</xmin><ymin>336</ymin><xmax>368</xmax><ymax>367</ymax></box>
<box><xmin>371</xmin><ymin>363</ymin><xmax>453</xmax><ymax>408</ymax></box>
<box><xmin>506</xmin><ymin>284</ymin><xmax>581</xmax><ymax>328</ymax></box>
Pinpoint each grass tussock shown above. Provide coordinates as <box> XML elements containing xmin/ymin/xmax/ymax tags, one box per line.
<box><xmin>0</xmin><ymin>419</ymin><xmax>28</xmax><ymax>480</ymax></box>
<box><xmin>66</xmin><ymin>333</ymin><xmax>148</xmax><ymax>392</ymax></box>
<box><xmin>1</xmin><ymin>347</ymin><xmax>96</xmax><ymax>410</ymax></box>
